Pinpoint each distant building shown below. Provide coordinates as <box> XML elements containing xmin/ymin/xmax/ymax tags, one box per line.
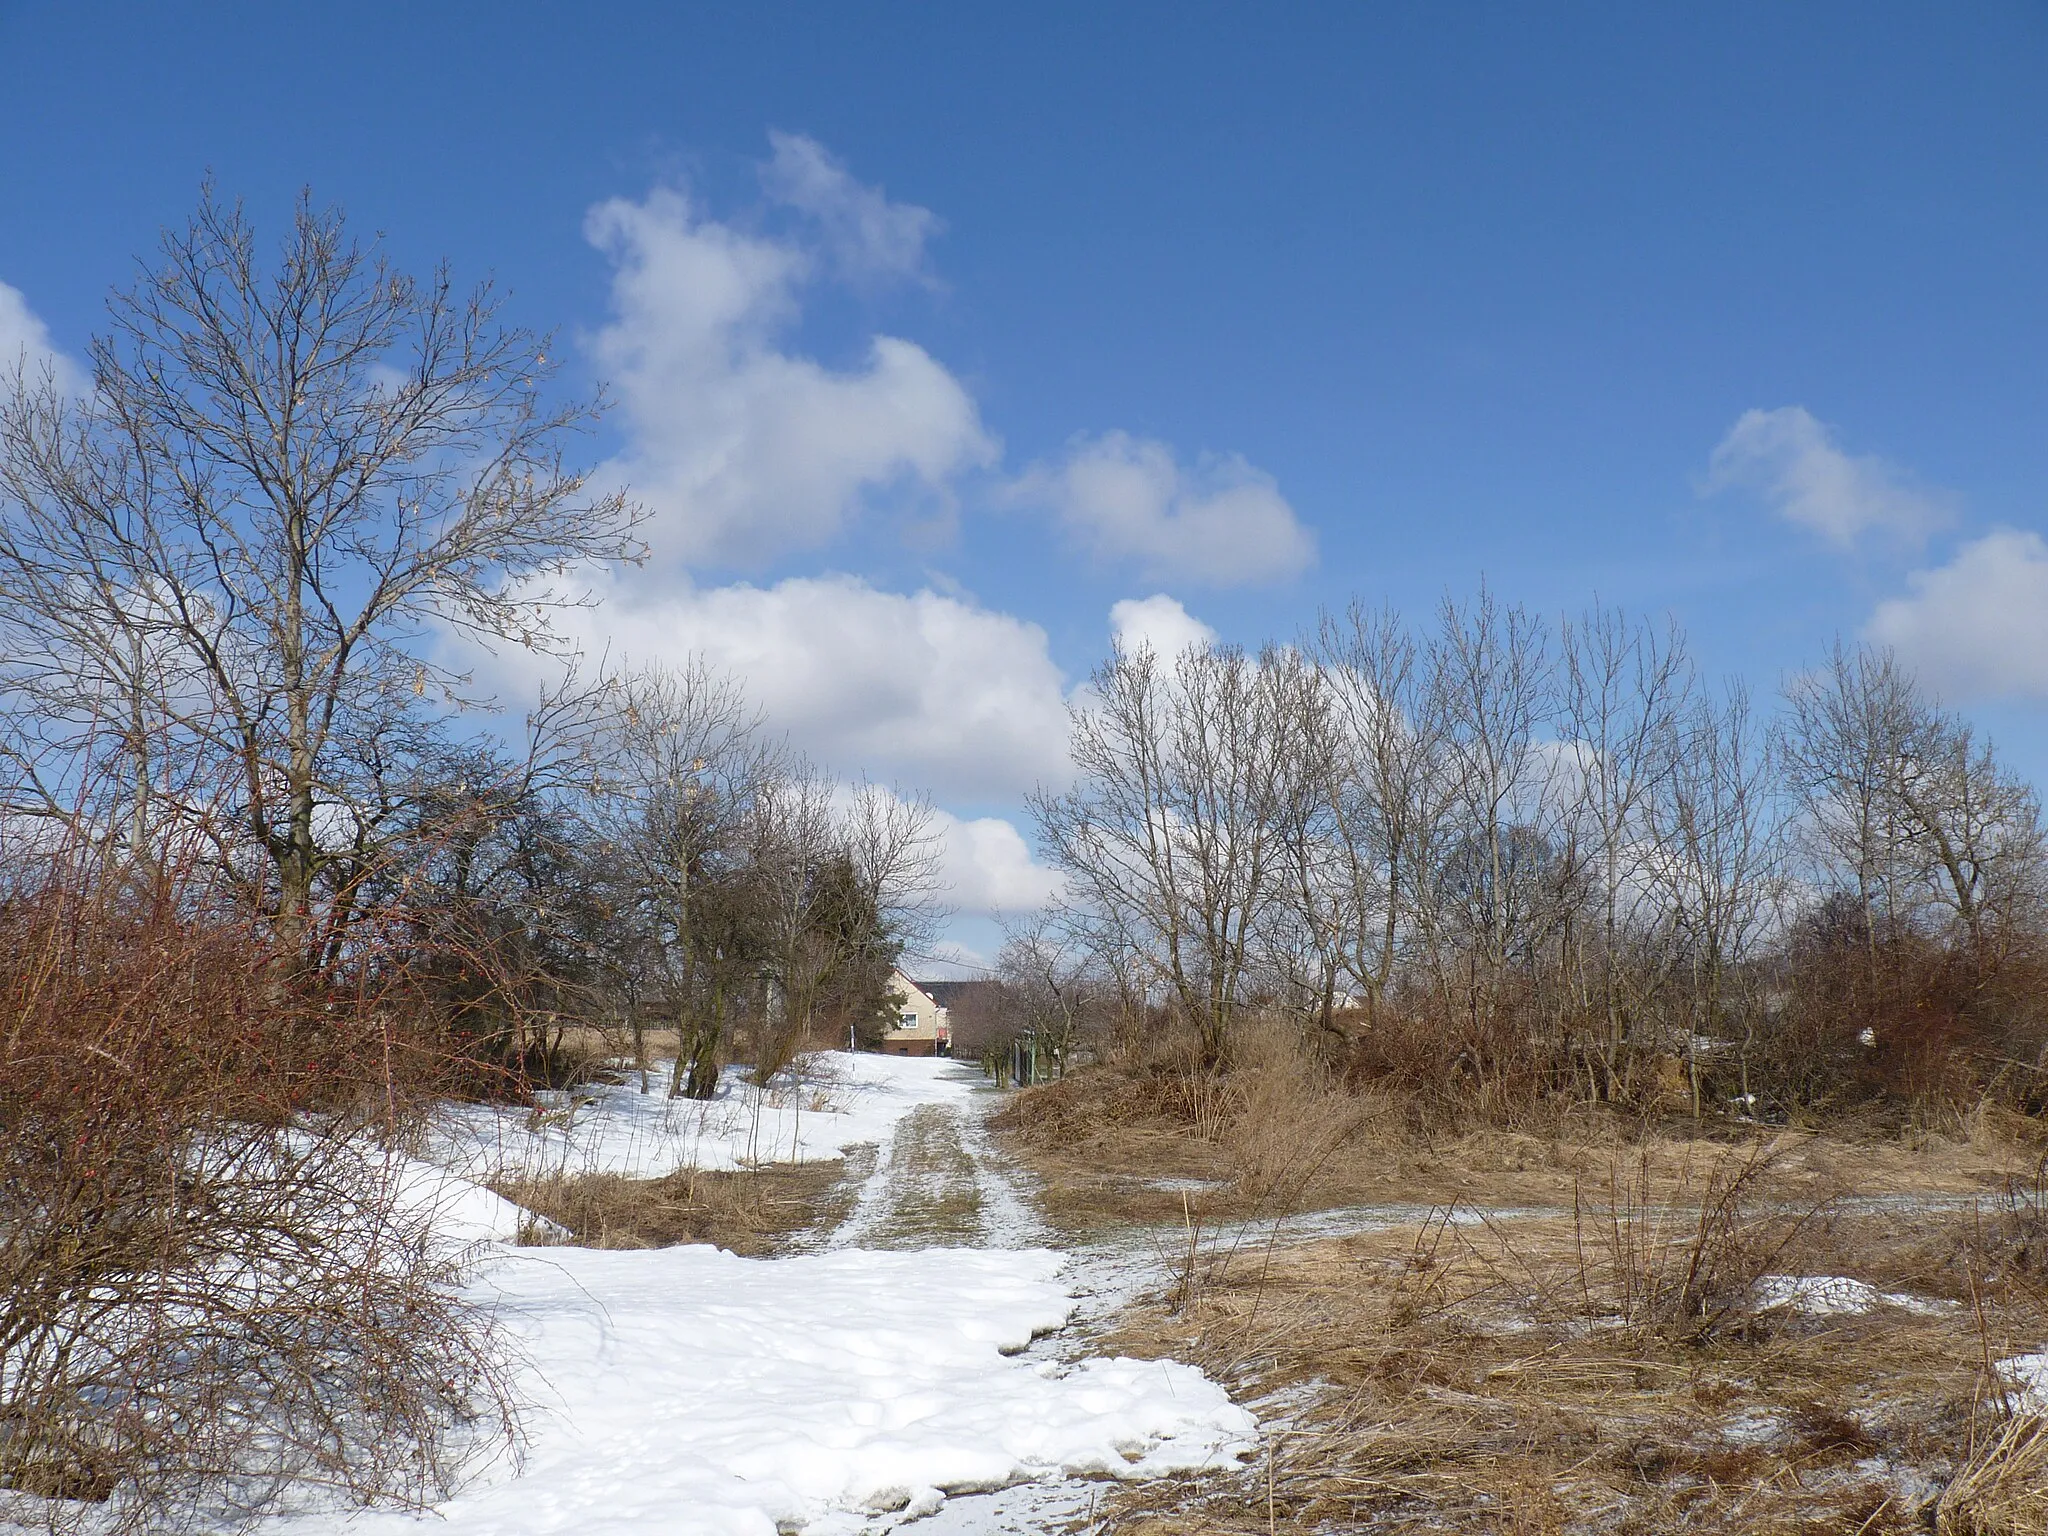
<box><xmin>877</xmin><ymin>970</ymin><xmax>951</xmax><ymax>1057</ymax></box>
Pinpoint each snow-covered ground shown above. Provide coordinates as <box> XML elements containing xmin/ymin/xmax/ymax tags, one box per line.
<box><xmin>433</xmin><ymin>1052</ymin><xmax>974</xmax><ymax>1180</ymax></box>
<box><xmin>2001</xmin><ymin>1349</ymin><xmax>2048</xmax><ymax>1411</ymax></box>
<box><xmin>267</xmin><ymin>1244</ymin><xmax>1250</xmax><ymax>1536</ymax></box>
<box><xmin>388</xmin><ymin>1152</ymin><xmax>539</xmax><ymax>1243</ymax></box>
<box><xmin>258</xmin><ymin>1054</ymin><xmax>1255</xmax><ymax>1535</ymax></box>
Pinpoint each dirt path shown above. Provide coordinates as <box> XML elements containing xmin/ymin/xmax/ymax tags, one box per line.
<box><xmin>828</xmin><ymin>1074</ymin><xmax>1049</xmax><ymax>1252</ymax></box>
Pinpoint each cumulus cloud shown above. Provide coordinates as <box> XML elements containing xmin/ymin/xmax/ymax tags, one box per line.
<box><xmin>1017</xmin><ymin>431</ymin><xmax>1315</xmax><ymax>586</ymax></box>
<box><xmin>761</xmin><ymin>131</ymin><xmax>939</xmax><ymax>285</ymax></box>
<box><xmin>585</xmin><ymin>174</ymin><xmax>995</xmax><ymax>569</ymax></box>
<box><xmin>1705</xmin><ymin>406</ymin><xmax>1952</xmax><ymax>548</ymax></box>
<box><xmin>1865</xmin><ymin>528</ymin><xmax>2048</xmax><ymax>701</ymax></box>
<box><xmin>0</xmin><ymin>280</ymin><xmax>83</xmax><ymax>394</ymax></box>
<box><xmin>476</xmin><ymin>570</ymin><xmax>1072</xmax><ymax>800</ymax></box>
<box><xmin>1109</xmin><ymin>594</ymin><xmax>1216</xmax><ymax>659</ymax></box>
<box><xmin>581</xmin><ymin>133</ymin><xmax>1313</xmax><ymax>604</ymax></box>
<box><xmin>555</xmin><ymin>138</ymin><xmax>1317</xmax><ymax>836</ymax></box>
<box><xmin>929</xmin><ymin>806</ymin><xmax>1063</xmax><ymax>916</ymax></box>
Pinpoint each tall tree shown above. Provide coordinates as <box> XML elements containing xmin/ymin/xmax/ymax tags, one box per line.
<box><xmin>0</xmin><ymin>189</ymin><xmax>643</xmax><ymax>961</ymax></box>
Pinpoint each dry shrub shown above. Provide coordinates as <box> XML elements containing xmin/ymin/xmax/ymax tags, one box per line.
<box><xmin>995</xmin><ymin>1048</ymin><xmax>1219</xmax><ymax>1148</ymax></box>
<box><xmin>1554</xmin><ymin>1140</ymin><xmax>1834</xmax><ymax>1340</ymax></box>
<box><xmin>1338</xmin><ymin>982</ymin><xmax>1575</xmax><ymax>1134</ymax></box>
<box><xmin>1219</xmin><ymin>1023</ymin><xmax>1376</xmax><ymax>1207</ymax></box>
<box><xmin>1434</xmin><ymin>1140</ymin><xmax>1835</xmax><ymax>1345</ymax></box>
<box><xmin>1939</xmin><ymin>1415</ymin><xmax>2048</xmax><ymax>1536</ymax></box>
<box><xmin>1000</xmin><ymin>1015</ymin><xmax>1374</xmax><ymax>1183</ymax></box>
<box><xmin>1978</xmin><ymin>1153</ymin><xmax>2048</xmax><ymax>1289</ymax></box>
<box><xmin>1756</xmin><ymin>910</ymin><xmax>2048</xmax><ymax>1123</ymax></box>
<box><xmin>0</xmin><ymin>849</ymin><xmax>511</xmax><ymax>1533</ymax></box>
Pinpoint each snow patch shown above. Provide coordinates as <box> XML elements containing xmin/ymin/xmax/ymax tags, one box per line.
<box><xmin>1754</xmin><ymin>1275</ymin><xmax>1954</xmax><ymax>1317</ymax></box>
<box><xmin>2001</xmin><ymin>1350</ymin><xmax>2048</xmax><ymax>1411</ymax></box>
<box><xmin>434</xmin><ymin>1052</ymin><xmax>976</xmax><ymax>1182</ymax></box>
<box><xmin>261</xmin><ymin>1243</ymin><xmax>1255</xmax><ymax>1535</ymax></box>
<box><xmin>387</xmin><ymin>1155</ymin><xmax>553</xmax><ymax>1245</ymax></box>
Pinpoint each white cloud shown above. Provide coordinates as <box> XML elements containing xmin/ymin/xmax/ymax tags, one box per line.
<box><xmin>585</xmin><ymin>179</ymin><xmax>995</xmax><ymax>570</ymax></box>
<box><xmin>1109</xmin><ymin>594</ymin><xmax>1216</xmax><ymax>659</ymax></box>
<box><xmin>1017</xmin><ymin>431</ymin><xmax>1315</xmax><ymax>586</ymax></box>
<box><xmin>1865</xmin><ymin>528</ymin><xmax>2048</xmax><ymax>700</ymax></box>
<box><xmin>820</xmin><ymin>782</ymin><xmax>1059</xmax><ymax>919</ymax></box>
<box><xmin>478</xmin><ymin>570</ymin><xmax>1072</xmax><ymax>800</ymax></box>
<box><xmin>0</xmin><ymin>280</ymin><xmax>83</xmax><ymax>394</ymax></box>
<box><xmin>930</xmin><ymin>806</ymin><xmax>1063</xmax><ymax>916</ymax></box>
<box><xmin>762</xmin><ymin>131</ymin><xmax>939</xmax><ymax>285</ymax></box>
<box><xmin>1705</xmin><ymin>406</ymin><xmax>1951</xmax><ymax>548</ymax></box>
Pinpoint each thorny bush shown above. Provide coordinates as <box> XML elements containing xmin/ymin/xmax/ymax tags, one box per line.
<box><xmin>0</xmin><ymin>850</ymin><xmax>512</xmax><ymax>1534</ymax></box>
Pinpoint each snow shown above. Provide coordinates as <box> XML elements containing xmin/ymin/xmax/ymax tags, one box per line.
<box><xmin>387</xmin><ymin>1154</ymin><xmax>547</xmax><ymax>1245</ymax></box>
<box><xmin>247</xmin><ymin>1053</ymin><xmax>1258</xmax><ymax>1534</ymax></box>
<box><xmin>262</xmin><ymin>1243</ymin><xmax>1253</xmax><ymax>1536</ymax></box>
<box><xmin>2001</xmin><ymin>1350</ymin><xmax>2048</xmax><ymax>1411</ymax></box>
<box><xmin>433</xmin><ymin>1053</ymin><xmax>969</xmax><ymax>1182</ymax></box>
<box><xmin>1753</xmin><ymin>1275</ymin><xmax>1955</xmax><ymax>1317</ymax></box>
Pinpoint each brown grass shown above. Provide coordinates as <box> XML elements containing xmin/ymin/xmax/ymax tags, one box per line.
<box><xmin>994</xmin><ymin>1045</ymin><xmax>2048</xmax><ymax>1534</ymax></box>
<box><xmin>996</xmin><ymin>1045</ymin><xmax>2011</xmax><ymax>1243</ymax></box>
<box><xmin>496</xmin><ymin>1153</ymin><xmax>868</xmax><ymax>1256</ymax></box>
<box><xmin>1939</xmin><ymin>1414</ymin><xmax>2048</xmax><ymax>1535</ymax></box>
<box><xmin>1090</xmin><ymin>1206</ymin><xmax>2021</xmax><ymax>1532</ymax></box>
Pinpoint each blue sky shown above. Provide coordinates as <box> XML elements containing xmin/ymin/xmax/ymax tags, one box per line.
<box><xmin>4</xmin><ymin>3</ymin><xmax>2047</xmax><ymax>964</ymax></box>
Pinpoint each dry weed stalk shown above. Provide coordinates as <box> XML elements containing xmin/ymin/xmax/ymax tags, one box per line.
<box><xmin>1939</xmin><ymin>1414</ymin><xmax>2048</xmax><ymax>1536</ymax></box>
<box><xmin>1544</xmin><ymin>1139</ymin><xmax>1836</xmax><ymax>1341</ymax></box>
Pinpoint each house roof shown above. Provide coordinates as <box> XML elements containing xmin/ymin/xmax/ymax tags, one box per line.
<box><xmin>915</xmin><ymin>980</ymin><xmax>1003</xmax><ymax>1010</ymax></box>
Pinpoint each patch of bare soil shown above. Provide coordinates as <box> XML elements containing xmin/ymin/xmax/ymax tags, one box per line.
<box><xmin>497</xmin><ymin>1150</ymin><xmax>872</xmax><ymax>1256</ymax></box>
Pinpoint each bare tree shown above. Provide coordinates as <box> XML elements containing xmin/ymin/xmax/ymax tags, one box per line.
<box><xmin>1782</xmin><ymin>642</ymin><xmax>2045</xmax><ymax>973</ymax></box>
<box><xmin>996</xmin><ymin>913</ymin><xmax>1103</xmax><ymax>1075</ymax></box>
<box><xmin>1252</xmin><ymin>645</ymin><xmax>1349</xmax><ymax>1037</ymax></box>
<box><xmin>1429</xmin><ymin>586</ymin><xmax>1556</xmax><ymax>990</ymax></box>
<box><xmin>838</xmin><ymin>780</ymin><xmax>946</xmax><ymax>968</ymax></box>
<box><xmin>0</xmin><ymin>189</ymin><xmax>643</xmax><ymax>962</ymax></box>
<box><xmin>1655</xmin><ymin>681</ymin><xmax>1782</xmax><ymax>1112</ymax></box>
<box><xmin>1889</xmin><ymin>715</ymin><xmax>2045</xmax><ymax>968</ymax></box>
<box><xmin>1033</xmin><ymin>642</ymin><xmax>1294</xmax><ymax>1062</ymax></box>
<box><xmin>601</xmin><ymin>660</ymin><xmax>775</xmax><ymax>1099</ymax></box>
<box><xmin>1779</xmin><ymin>644</ymin><xmax>1928</xmax><ymax>954</ymax></box>
<box><xmin>1310</xmin><ymin>602</ymin><xmax>1457</xmax><ymax>1021</ymax></box>
<box><xmin>1556</xmin><ymin>606</ymin><xmax>1694</xmax><ymax>1089</ymax></box>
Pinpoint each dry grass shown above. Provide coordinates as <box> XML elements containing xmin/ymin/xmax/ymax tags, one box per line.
<box><xmin>1090</xmin><ymin>1201</ymin><xmax>2023</xmax><ymax>1531</ymax></box>
<box><xmin>496</xmin><ymin>1153</ymin><xmax>868</xmax><ymax>1256</ymax></box>
<box><xmin>1939</xmin><ymin>1414</ymin><xmax>2048</xmax><ymax>1535</ymax></box>
<box><xmin>996</xmin><ymin>1050</ymin><xmax>2048</xmax><ymax>1534</ymax></box>
<box><xmin>998</xmin><ymin>1050</ymin><xmax>2010</xmax><ymax>1247</ymax></box>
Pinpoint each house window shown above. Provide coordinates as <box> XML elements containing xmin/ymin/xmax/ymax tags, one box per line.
<box><xmin>896</xmin><ymin>1012</ymin><xmax>920</xmax><ymax>1031</ymax></box>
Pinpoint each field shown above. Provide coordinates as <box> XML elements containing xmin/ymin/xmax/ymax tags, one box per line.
<box><xmin>994</xmin><ymin>1055</ymin><xmax>2048</xmax><ymax>1534</ymax></box>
